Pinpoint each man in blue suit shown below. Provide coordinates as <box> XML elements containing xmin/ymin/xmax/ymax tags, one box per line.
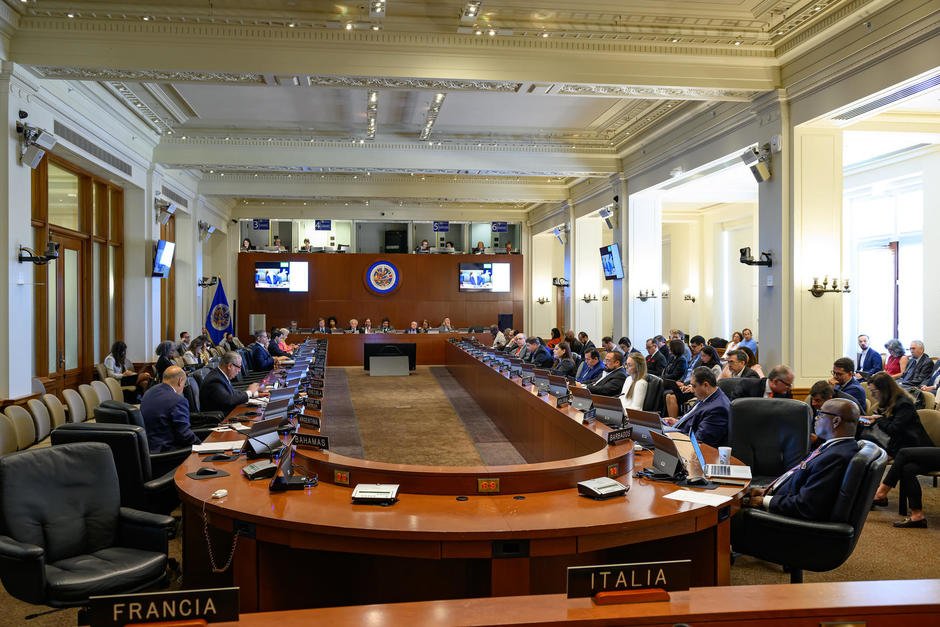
<box><xmin>576</xmin><ymin>349</ymin><xmax>605</xmax><ymax>383</ymax></box>
<box><xmin>140</xmin><ymin>366</ymin><xmax>201</xmax><ymax>453</ymax></box>
<box><xmin>664</xmin><ymin>366</ymin><xmax>729</xmax><ymax>448</ymax></box>
<box><xmin>249</xmin><ymin>330</ymin><xmax>277</xmax><ymax>370</ymax></box>
<box><xmin>830</xmin><ymin>358</ymin><xmax>867</xmax><ymax>411</ymax></box>
<box><xmin>855</xmin><ymin>334</ymin><xmax>883</xmax><ymax>379</ymax></box>
<box><xmin>200</xmin><ymin>352</ymin><xmax>264</xmax><ymax>415</ymax></box>
<box><xmin>742</xmin><ymin>398</ymin><xmax>860</xmax><ymax>521</ymax></box>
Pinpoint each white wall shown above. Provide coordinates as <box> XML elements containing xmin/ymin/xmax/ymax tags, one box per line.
<box><xmin>574</xmin><ymin>216</ymin><xmax>603</xmax><ymax>341</ymax></box>
<box><xmin>530</xmin><ymin>232</ymin><xmax>559</xmax><ymax>337</ymax></box>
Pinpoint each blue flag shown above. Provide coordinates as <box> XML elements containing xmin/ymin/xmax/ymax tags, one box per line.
<box><xmin>205</xmin><ymin>280</ymin><xmax>233</xmax><ymax>345</ymax></box>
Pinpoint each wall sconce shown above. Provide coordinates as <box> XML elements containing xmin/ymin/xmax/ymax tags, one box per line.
<box><xmin>198</xmin><ymin>276</ymin><xmax>218</xmax><ymax>288</ymax></box>
<box><xmin>683</xmin><ymin>292</ymin><xmax>696</xmax><ymax>303</ymax></box>
<box><xmin>601</xmin><ymin>289</ymin><xmax>609</xmax><ymax>302</ymax></box>
<box><xmin>637</xmin><ymin>289</ymin><xmax>657</xmax><ymax>302</ymax></box>
<box><xmin>536</xmin><ymin>296</ymin><xmax>551</xmax><ymax>305</ymax></box>
<box><xmin>581</xmin><ymin>293</ymin><xmax>598</xmax><ymax>303</ymax></box>
<box><xmin>808</xmin><ymin>276</ymin><xmax>851</xmax><ymax>297</ymax></box>
<box><xmin>18</xmin><ymin>241</ymin><xmax>59</xmax><ymax>265</ymax></box>
<box><xmin>661</xmin><ymin>284</ymin><xmax>670</xmax><ymax>299</ymax></box>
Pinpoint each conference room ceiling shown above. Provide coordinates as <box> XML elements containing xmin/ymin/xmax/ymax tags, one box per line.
<box><xmin>11</xmin><ymin>0</ymin><xmax>879</xmax><ymax>208</ymax></box>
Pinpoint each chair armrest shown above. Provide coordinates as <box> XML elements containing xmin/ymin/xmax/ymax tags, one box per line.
<box><xmin>743</xmin><ymin>508</ymin><xmax>855</xmax><ymax>538</ymax></box>
<box><xmin>150</xmin><ymin>447</ymin><xmax>192</xmax><ymax>477</ymax></box>
<box><xmin>143</xmin><ymin>471</ymin><xmax>176</xmax><ymax>495</ymax></box>
<box><xmin>0</xmin><ymin>535</ymin><xmax>47</xmax><ymax>604</ymax></box>
<box><xmin>118</xmin><ymin>508</ymin><xmax>176</xmax><ymax>554</ymax></box>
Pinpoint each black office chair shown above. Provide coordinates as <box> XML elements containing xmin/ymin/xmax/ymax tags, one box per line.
<box><xmin>729</xmin><ymin>398</ymin><xmax>812</xmax><ymax>487</ymax></box>
<box><xmin>731</xmin><ymin>440</ymin><xmax>887</xmax><ymax>583</ymax></box>
<box><xmin>0</xmin><ymin>442</ymin><xmax>174</xmax><ymax>614</ymax></box>
<box><xmin>51</xmin><ymin>423</ymin><xmax>181</xmax><ymax>515</ymax></box>
<box><xmin>643</xmin><ymin>374</ymin><xmax>665</xmax><ymax>415</ymax></box>
<box><xmin>182</xmin><ymin>378</ymin><xmax>225</xmax><ymax>429</ymax></box>
<box><xmin>93</xmin><ymin>401</ymin><xmax>191</xmax><ymax>477</ymax></box>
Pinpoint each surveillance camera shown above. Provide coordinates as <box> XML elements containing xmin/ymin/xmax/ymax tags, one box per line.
<box><xmin>44</xmin><ymin>241</ymin><xmax>60</xmax><ymax>260</ymax></box>
<box><xmin>740</xmin><ymin>247</ymin><xmax>751</xmax><ymax>262</ymax></box>
<box><xmin>613</xmin><ymin>195</ymin><xmax>619</xmax><ymax>204</ymax></box>
<box><xmin>22</xmin><ymin>144</ymin><xmax>46</xmax><ymax>169</ymax></box>
<box><xmin>18</xmin><ymin>110</ymin><xmax>28</xmax><ymax>120</ymax></box>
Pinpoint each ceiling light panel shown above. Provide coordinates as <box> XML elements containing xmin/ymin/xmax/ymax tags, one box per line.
<box><xmin>419</xmin><ymin>92</ymin><xmax>446</xmax><ymax>141</ymax></box>
<box><xmin>461</xmin><ymin>1</ymin><xmax>482</xmax><ymax>23</ymax></box>
<box><xmin>370</xmin><ymin>1</ymin><xmax>386</xmax><ymax>18</ymax></box>
<box><xmin>366</xmin><ymin>90</ymin><xmax>378</xmax><ymax>140</ymax></box>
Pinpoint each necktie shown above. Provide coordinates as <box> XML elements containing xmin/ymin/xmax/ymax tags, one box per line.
<box><xmin>763</xmin><ymin>445</ymin><xmax>827</xmax><ymax>495</ymax></box>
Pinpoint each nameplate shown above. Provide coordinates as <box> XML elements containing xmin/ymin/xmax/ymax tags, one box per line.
<box><xmin>556</xmin><ymin>394</ymin><xmax>572</xmax><ymax>408</ymax></box>
<box><xmin>308</xmin><ymin>377</ymin><xmax>324</xmax><ymax>389</ymax></box>
<box><xmin>298</xmin><ymin>414</ymin><xmax>321</xmax><ymax>429</ymax></box>
<box><xmin>312</xmin><ymin>367</ymin><xmax>325</xmax><ymax>378</ymax></box>
<box><xmin>582</xmin><ymin>408</ymin><xmax>596</xmax><ymax>425</ymax></box>
<box><xmin>308</xmin><ymin>386</ymin><xmax>324</xmax><ymax>399</ymax></box>
<box><xmin>607</xmin><ymin>426</ymin><xmax>633</xmax><ymax>446</ymax></box>
<box><xmin>87</xmin><ymin>587</ymin><xmax>238</xmax><ymax>626</ymax></box>
<box><xmin>295</xmin><ymin>433</ymin><xmax>330</xmax><ymax>450</ymax></box>
<box><xmin>305</xmin><ymin>397</ymin><xmax>322</xmax><ymax>411</ymax></box>
<box><xmin>567</xmin><ymin>560</ymin><xmax>691</xmax><ymax>598</ymax></box>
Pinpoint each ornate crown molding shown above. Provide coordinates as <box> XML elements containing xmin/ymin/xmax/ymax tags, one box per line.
<box><xmin>29</xmin><ymin>65</ymin><xmax>265</xmax><ymax>84</ymax></box>
<box><xmin>557</xmin><ymin>84</ymin><xmax>756</xmax><ymax>101</ymax></box>
<box><xmin>301</xmin><ymin>74</ymin><xmax>521</xmax><ymax>92</ymax></box>
<box><xmin>184</xmin><ymin>166</ymin><xmax>604</xmax><ymax>180</ymax></box>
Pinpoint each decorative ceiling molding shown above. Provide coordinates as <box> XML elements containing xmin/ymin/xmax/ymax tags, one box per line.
<box><xmin>557</xmin><ymin>84</ymin><xmax>755</xmax><ymax>101</ymax></box>
<box><xmin>30</xmin><ymin>65</ymin><xmax>265</xmax><ymax>84</ymax></box>
<box><xmin>103</xmin><ymin>81</ymin><xmax>171</xmax><ymax>134</ymax></box>
<box><xmin>299</xmin><ymin>74</ymin><xmax>522</xmax><ymax>93</ymax></box>
<box><xmin>183</xmin><ymin>166</ymin><xmax>604</xmax><ymax>179</ymax></box>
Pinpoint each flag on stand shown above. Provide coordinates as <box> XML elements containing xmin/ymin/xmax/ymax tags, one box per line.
<box><xmin>205</xmin><ymin>280</ymin><xmax>233</xmax><ymax>345</ymax></box>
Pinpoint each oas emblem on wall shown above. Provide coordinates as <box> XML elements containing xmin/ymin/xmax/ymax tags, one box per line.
<box><xmin>210</xmin><ymin>303</ymin><xmax>231</xmax><ymax>330</ymax></box>
<box><xmin>365</xmin><ymin>261</ymin><xmax>401</xmax><ymax>294</ymax></box>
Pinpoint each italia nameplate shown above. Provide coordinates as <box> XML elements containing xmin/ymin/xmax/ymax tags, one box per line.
<box><xmin>567</xmin><ymin>560</ymin><xmax>691</xmax><ymax>597</ymax></box>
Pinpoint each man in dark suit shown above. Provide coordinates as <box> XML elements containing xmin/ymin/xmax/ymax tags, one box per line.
<box><xmin>200</xmin><ymin>352</ymin><xmax>265</xmax><ymax>416</ymax></box>
<box><xmin>268</xmin><ymin>328</ymin><xmax>293</xmax><ymax>359</ymax></box>
<box><xmin>726</xmin><ymin>365</ymin><xmax>795</xmax><ymax>401</ymax></box>
<box><xmin>249</xmin><ymin>330</ymin><xmax>277</xmax><ymax>370</ymax></box>
<box><xmin>346</xmin><ymin>318</ymin><xmax>363</xmax><ymax>334</ymax></box>
<box><xmin>830</xmin><ymin>358</ymin><xmax>866</xmax><ymax>411</ymax></box>
<box><xmin>578</xmin><ymin>332</ymin><xmax>596</xmax><ymax>353</ymax></box>
<box><xmin>809</xmin><ymin>380</ymin><xmax>858</xmax><ymax>418</ymax></box>
<box><xmin>727</xmin><ymin>350</ymin><xmax>760</xmax><ymax>379</ymax></box>
<box><xmin>140</xmin><ymin>366</ymin><xmax>201</xmax><ymax>453</ymax></box>
<box><xmin>664</xmin><ymin>366</ymin><xmax>729</xmax><ymax>448</ymax></box>
<box><xmin>899</xmin><ymin>341</ymin><xmax>934</xmax><ymax>388</ymax></box>
<box><xmin>577</xmin><ymin>349</ymin><xmax>605</xmax><ymax>384</ymax></box>
<box><xmin>586</xmin><ymin>351</ymin><xmax>627</xmax><ymax>396</ymax></box>
<box><xmin>682</xmin><ymin>336</ymin><xmax>706</xmax><ymax>385</ymax></box>
<box><xmin>742</xmin><ymin>398</ymin><xmax>860</xmax><ymax>521</ymax></box>
<box><xmin>645</xmin><ymin>338</ymin><xmax>666</xmax><ymax>376</ymax></box>
<box><xmin>525</xmin><ymin>337</ymin><xmax>553</xmax><ymax>368</ymax></box>
<box><xmin>313</xmin><ymin>318</ymin><xmax>330</xmax><ymax>334</ymax></box>
<box><xmin>405</xmin><ymin>321</ymin><xmax>420</xmax><ymax>334</ymax></box>
<box><xmin>855</xmin><ymin>334</ymin><xmax>883</xmax><ymax>379</ymax></box>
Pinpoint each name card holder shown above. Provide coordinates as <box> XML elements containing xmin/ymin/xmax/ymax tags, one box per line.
<box><xmin>567</xmin><ymin>560</ymin><xmax>690</xmax><ymax>602</ymax></box>
<box><xmin>582</xmin><ymin>408</ymin><xmax>596</xmax><ymax>425</ymax></box>
<box><xmin>607</xmin><ymin>426</ymin><xmax>632</xmax><ymax>446</ymax></box>
<box><xmin>298</xmin><ymin>414</ymin><xmax>321</xmax><ymax>429</ymax></box>
<box><xmin>594</xmin><ymin>589</ymin><xmax>670</xmax><ymax>605</ymax></box>
<box><xmin>295</xmin><ymin>433</ymin><xmax>329</xmax><ymax>450</ymax></box>
<box><xmin>556</xmin><ymin>394</ymin><xmax>572</xmax><ymax>408</ymax></box>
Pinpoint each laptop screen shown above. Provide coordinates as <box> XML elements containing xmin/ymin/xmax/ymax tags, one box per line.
<box><xmin>689</xmin><ymin>431</ymin><xmax>708</xmax><ymax>470</ymax></box>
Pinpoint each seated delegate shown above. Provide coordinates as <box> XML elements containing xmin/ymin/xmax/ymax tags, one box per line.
<box><xmin>620</xmin><ymin>352</ymin><xmax>648</xmax><ymax>411</ymax></box>
<box><xmin>576</xmin><ymin>349</ymin><xmax>604</xmax><ymax>384</ymax></box>
<box><xmin>200</xmin><ymin>352</ymin><xmax>266</xmax><ymax>415</ymax></box>
<box><xmin>663</xmin><ymin>366</ymin><xmax>730</xmax><ymax>448</ymax></box>
<box><xmin>525</xmin><ymin>337</ymin><xmax>553</xmax><ymax>368</ymax></box>
<box><xmin>872</xmin><ymin>446</ymin><xmax>940</xmax><ymax>528</ymax></box>
<box><xmin>861</xmin><ymin>372</ymin><xmax>932</xmax><ymax>458</ymax></box>
<box><xmin>104</xmin><ymin>340</ymin><xmax>152</xmax><ymax>397</ymax></box>
<box><xmin>549</xmin><ymin>342</ymin><xmax>576</xmax><ymax>378</ymax></box>
<box><xmin>140</xmin><ymin>366</ymin><xmax>201</xmax><ymax>453</ymax></box>
<box><xmin>586</xmin><ymin>351</ymin><xmax>627</xmax><ymax>397</ymax></box>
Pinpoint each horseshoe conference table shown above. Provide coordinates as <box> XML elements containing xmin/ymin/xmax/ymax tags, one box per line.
<box><xmin>176</xmin><ymin>338</ymin><xmax>747</xmax><ymax>613</ymax></box>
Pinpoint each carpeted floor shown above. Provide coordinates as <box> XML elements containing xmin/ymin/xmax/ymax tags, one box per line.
<box><xmin>344</xmin><ymin>366</ymin><xmax>485</xmax><ymax>466</ymax></box>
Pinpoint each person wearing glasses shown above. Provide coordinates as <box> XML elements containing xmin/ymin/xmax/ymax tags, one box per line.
<box><xmin>828</xmin><ymin>358</ymin><xmax>866</xmax><ymax>411</ymax></box>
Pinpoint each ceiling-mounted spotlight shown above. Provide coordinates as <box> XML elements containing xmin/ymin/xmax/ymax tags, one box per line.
<box><xmin>598</xmin><ymin>206</ymin><xmax>617</xmax><ymax>230</ymax></box>
<box><xmin>16</xmin><ymin>118</ymin><xmax>57</xmax><ymax>169</ymax></box>
<box><xmin>369</xmin><ymin>0</ymin><xmax>386</xmax><ymax>18</ymax></box>
<box><xmin>741</xmin><ymin>143</ymin><xmax>772</xmax><ymax>183</ymax></box>
<box><xmin>154</xmin><ymin>196</ymin><xmax>177</xmax><ymax>225</ymax></box>
<box><xmin>461</xmin><ymin>1</ymin><xmax>482</xmax><ymax>22</ymax></box>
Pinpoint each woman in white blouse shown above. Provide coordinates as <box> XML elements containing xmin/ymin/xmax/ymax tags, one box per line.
<box><xmin>620</xmin><ymin>351</ymin><xmax>649</xmax><ymax>410</ymax></box>
<box><xmin>103</xmin><ymin>341</ymin><xmax>152</xmax><ymax>397</ymax></box>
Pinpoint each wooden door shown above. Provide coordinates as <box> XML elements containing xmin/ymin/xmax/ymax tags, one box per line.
<box><xmin>46</xmin><ymin>232</ymin><xmax>85</xmax><ymax>394</ymax></box>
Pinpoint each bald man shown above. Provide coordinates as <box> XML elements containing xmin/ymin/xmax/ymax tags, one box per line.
<box><xmin>743</xmin><ymin>398</ymin><xmax>860</xmax><ymax>521</ymax></box>
<box><xmin>140</xmin><ymin>365</ymin><xmax>201</xmax><ymax>453</ymax></box>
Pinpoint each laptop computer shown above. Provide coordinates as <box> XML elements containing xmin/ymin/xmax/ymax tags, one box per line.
<box><xmin>533</xmin><ymin>369</ymin><xmax>551</xmax><ymax>394</ymax></box>
<box><xmin>548</xmin><ymin>374</ymin><xmax>569</xmax><ymax>398</ymax></box>
<box><xmin>569</xmin><ymin>385</ymin><xmax>593</xmax><ymax>411</ymax></box>
<box><xmin>591</xmin><ymin>394</ymin><xmax>625</xmax><ymax>427</ymax></box>
<box><xmin>262</xmin><ymin>398</ymin><xmax>292</xmax><ymax>419</ymax></box>
<box><xmin>648</xmin><ymin>430</ymin><xmax>686</xmax><ymax>479</ymax></box>
<box><xmin>625</xmin><ymin>408</ymin><xmax>667</xmax><ymax>448</ymax></box>
<box><xmin>267</xmin><ymin>386</ymin><xmax>298</xmax><ymax>402</ymax></box>
<box><xmin>689</xmin><ymin>431</ymin><xmax>751</xmax><ymax>483</ymax></box>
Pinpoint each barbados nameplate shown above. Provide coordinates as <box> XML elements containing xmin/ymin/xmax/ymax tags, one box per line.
<box><xmin>567</xmin><ymin>560</ymin><xmax>690</xmax><ymax>597</ymax></box>
<box><xmin>88</xmin><ymin>587</ymin><xmax>238</xmax><ymax>626</ymax></box>
<box><xmin>298</xmin><ymin>414</ymin><xmax>321</xmax><ymax>429</ymax></box>
<box><xmin>295</xmin><ymin>433</ymin><xmax>329</xmax><ymax>450</ymax></box>
<box><xmin>607</xmin><ymin>425</ymin><xmax>633</xmax><ymax>446</ymax></box>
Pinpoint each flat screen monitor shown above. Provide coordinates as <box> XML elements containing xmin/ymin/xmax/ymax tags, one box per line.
<box><xmin>600</xmin><ymin>243</ymin><xmax>624</xmax><ymax>280</ymax></box>
<box><xmin>458</xmin><ymin>262</ymin><xmax>510</xmax><ymax>293</ymax></box>
<box><xmin>254</xmin><ymin>261</ymin><xmax>309</xmax><ymax>292</ymax></box>
<box><xmin>152</xmin><ymin>240</ymin><xmax>175</xmax><ymax>278</ymax></box>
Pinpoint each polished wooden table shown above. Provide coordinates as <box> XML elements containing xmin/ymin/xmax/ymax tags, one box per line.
<box><xmin>278</xmin><ymin>331</ymin><xmax>492</xmax><ymax>366</ymax></box>
<box><xmin>218</xmin><ymin>579</ymin><xmax>940</xmax><ymax>626</ymax></box>
<box><xmin>176</xmin><ymin>339</ymin><xmax>746</xmax><ymax>613</ymax></box>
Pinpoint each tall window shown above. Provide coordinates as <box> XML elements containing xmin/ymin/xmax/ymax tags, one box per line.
<box><xmin>32</xmin><ymin>156</ymin><xmax>124</xmax><ymax>395</ymax></box>
<box><xmin>847</xmin><ymin>175</ymin><xmax>922</xmax><ymax>350</ymax></box>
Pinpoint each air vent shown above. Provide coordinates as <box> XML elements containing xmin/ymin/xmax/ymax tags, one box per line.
<box><xmin>160</xmin><ymin>186</ymin><xmax>189</xmax><ymax>209</ymax></box>
<box><xmin>52</xmin><ymin>121</ymin><xmax>133</xmax><ymax>176</ymax></box>
<box><xmin>832</xmin><ymin>74</ymin><xmax>940</xmax><ymax>121</ymax></box>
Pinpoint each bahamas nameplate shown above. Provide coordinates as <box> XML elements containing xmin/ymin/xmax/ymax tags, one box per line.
<box><xmin>567</xmin><ymin>560</ymin><xmax>691</xmax><ymax>598</ymax></box>
<box><xmin>607</xmin><ymin>426</ymin><xmax>633</xmax><ymax>446</ymax></box>
<box><xmin>87</xmin><ymin>587</ymin><xmax>239</xmax><ymax>626</ymax></box>
<box><xmin>295</xmin><ymin>433</ymin><xmax>329</xmax><ymax>450</ymax></box>
<box><xmin>298</xmin><ymin>414</ymin><xmax>321</xmax><ymax>429</ymax></box>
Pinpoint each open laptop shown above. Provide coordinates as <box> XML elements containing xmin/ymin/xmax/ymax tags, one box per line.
<box><xmin>262</xmin><ymin>398</ymin><xmax>292</xmax><ymax>419</ymax></box>
<box><xmin>533</xmin><ymin>369</ymin><xmax>551</xmax><ymax>394</ymax></box>
<box><xmin>267</xmin><ymin>386</ymin><xmax>298</xmax><ymax>402</ymax></box>
<box><xmin>648</xmin><ymin>430</ymin><xmax>686</xmax><ymax>479</ymax></box>
<box><xmin>591</xmin><ymin>394</ymin><xmax>625</xmax><ymax>427</ymax></box>
<box><xmin>569</xmin><ymin>385</ymin><xmax>593</xmax><ymax>411</ymax></box>
<box><xmin>690</xmin><ymin>431</ymin><xmax>751</xmax><ymax>483</ymax></box>
<box><xmin>547</xmin><ymin>374</ymin><xmax>569</xmax><ymax>398</ymax></box>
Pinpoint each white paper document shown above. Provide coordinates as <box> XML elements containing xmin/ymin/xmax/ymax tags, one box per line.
<box><xmin>191</xmin><ymin>441</ymin><xmax>242</xmax><ymax>454</ymax></box>
<box><xmin>664</xmin><ymin>489</ymin><xmax>733</xmax><ymax>507</ymax></box>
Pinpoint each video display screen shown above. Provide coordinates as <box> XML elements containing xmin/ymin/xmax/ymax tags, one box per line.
<box><xmin>459</xmin><ymin>262</ymin><xmax>510</xmax><ymax>293</ymax></box>
<box><xmin>600</xmin><ymin>243</ymin><xmax>624</xmax><ymax>280</ymax></box>
<box><xmin>152</xmin><ymin>240</ymin><xmax>175</xmax><ymax>278</ymax></box>
<box><xmin>254</xmin><ymin>261</ymin><xmax>309</xmax><ymax>292</ymax></box>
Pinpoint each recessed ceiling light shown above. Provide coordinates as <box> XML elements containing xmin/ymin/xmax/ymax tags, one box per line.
<box><xmin>288</xmin><ymin>21</ymin><xmax>296</xmax><ymax>27</ymax></box>
<box><xmin>219</xmin><ymin>173</ymin><xmax>224</xmax><ymax>177</ymax></box>
<box><xmin>209</xmin><ymin>169</ymin><xmax>214</xmax><ymax>174</ymax></box>
<box><xmin>488</xmin><ymin>29</ymin><xmax>495</xmax><ymax>36</ymax></box>
<box><xmin>733</xmin><ymin>40</ymin><xmax>741</xmax><ymax>45</ymax></box>
<box><xmin>371</xmin><ymin>24</ymin><xmax>380</xmax><ymax>30</ymax></box>
<box><xmin>181</xmin><ymin>135</ymin><xmax>186</xmax><ymax>139</ymax></box>
<box><xmin>66</xmin><ymin>13</ymin><xmax>74</xmax><ymax>18</ymax></box>
<box><xmin>541</xmin><ymin>32</ymin><xmax>549</xmax><ymax>38</ymax></box>
<box><xmin>359</xmin><ymin>139</ymin><xmax>364</xmax><ymax>144</ymax></box>
<box><xmin>671</xmin><ymin>38</ymin><xmax>678</xmax><ymax>42</ymax></box>
<box><xmin>345</xmin><ymin>22</ymin><xmax>353</xmax><ymax>30</ymax></box>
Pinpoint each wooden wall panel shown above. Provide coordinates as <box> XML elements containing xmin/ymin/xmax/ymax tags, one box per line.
<box><xmin>237</xmin><ymin>253</ymin><xmax>524</xmax><ymax>333</ymax></box>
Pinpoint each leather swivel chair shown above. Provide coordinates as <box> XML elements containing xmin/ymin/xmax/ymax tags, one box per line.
<box><xmin>182</xmin><ymin>378</ymin><xmax>225</xmax><ymax>433</ymax></box>
<box><xmin>51</xmin><ymin>423</ymin><xmax>181</xmax><ymax>515</ymax></box>
<box><xmin>0</xmin><ymin>442</ymin><xmax>174</xmax><ymax>610</ymax></box>
<box><xmin>729</xmin><ymin>398</ymin><xmax>812</xmax><ymax>487</ymax></box>
<box><xmin>92</xmin><ymin>401</ymin><xmax>190</xmax><ymax>477</ymax></box>
<box><xmin>731</xmin><ymin>440</ymin><xmax>887</xmax><ymax>583</ymax></box>
<box><xmin>643</xmin><ymin>374</ymin><xmax>665</xmax><ymax>415</ymax></box>
<box><xmin>717</xmin><ymin>377</ymin><xmax>757</xmax><ymax>402</ymax></box>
